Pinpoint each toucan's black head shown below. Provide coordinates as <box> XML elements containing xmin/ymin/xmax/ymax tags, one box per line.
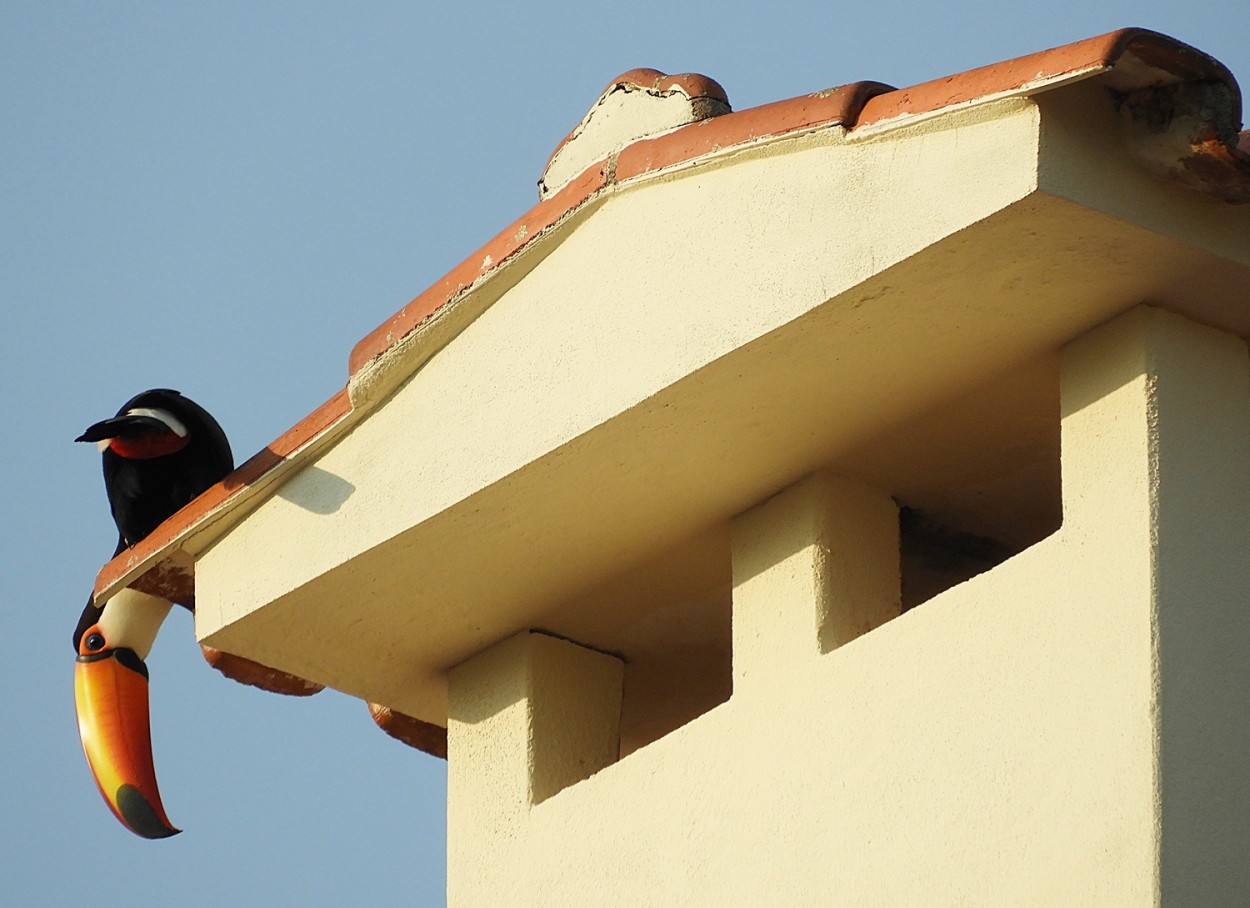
<box><xmin>77</xmin><ymin>388</ymin><xmax>234</xmax><ymax>547</ymax></box>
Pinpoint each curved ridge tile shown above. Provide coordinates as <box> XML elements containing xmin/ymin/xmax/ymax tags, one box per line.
<box><xmin>540</xmin><ymin>69</ymin><xmax>731</xmax><ymax>200</ymax></box>
<box><xmin>615</xmin><ymin>80</ymin><xmax>895</xmax><ymax>182</ymax></box>
<box><xmin>856</xmin><ymin>28</ymin><xmax>1235</xmax><ymax>128</ymax></box>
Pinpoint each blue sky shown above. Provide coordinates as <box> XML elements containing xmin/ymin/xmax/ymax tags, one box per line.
<box><xmin>4</xmin><ymin>3</ymin><xmax>1247</xmax><ymax>905</ymax></box>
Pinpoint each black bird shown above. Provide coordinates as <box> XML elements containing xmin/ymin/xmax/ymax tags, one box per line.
<box><xmin>77</xmin><ymin>388</ymin><xmax>233</xmax><ymax>548</ymax></box>
<box><xmin>72</xmin><ymin>389</ymin><xmax>233</xmax><ymax>838</ymax></box>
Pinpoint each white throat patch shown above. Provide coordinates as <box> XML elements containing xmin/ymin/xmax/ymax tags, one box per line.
<box><xmin>96</xmin><ymin>588</ymin><xmax>174</xmax><ymax>660</ymax></box>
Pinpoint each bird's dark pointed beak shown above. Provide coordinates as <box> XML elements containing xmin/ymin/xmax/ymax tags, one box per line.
<box><xmin>75</xmin><ymin>415</ymin><xmax>164</xmax><ymax>444</ymax></box>
<box><xmin>74</xmin><ymin>631</ymin><xmax>180</xmax><ymax>839</ymax></box>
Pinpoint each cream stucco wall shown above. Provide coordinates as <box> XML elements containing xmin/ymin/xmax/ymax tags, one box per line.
<box><xmin>445</xmin><ymin>308</ymin><xmax>1250</xmax><ymax>905</ymax></box>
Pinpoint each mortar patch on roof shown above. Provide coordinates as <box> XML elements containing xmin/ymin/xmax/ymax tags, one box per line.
<box><xmin>540</xmin><ymin>69</ymin><xmax>731</xmax><ymax>200</ymax></box>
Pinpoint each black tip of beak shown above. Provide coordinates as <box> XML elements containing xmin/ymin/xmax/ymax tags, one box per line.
<box><xmin>76</xmin><ymin>419</ymin><xmax>116</xmax><ymax>443</ymax></box>
<box><xmin>116</xmin><ymin>785</ymin><xmax>181</xmax><ymax>839</ymax></box>
<box><xmin>76</xmin><ymin>415</ymin><xmax>160</xmax><ymax>444</ymax></box>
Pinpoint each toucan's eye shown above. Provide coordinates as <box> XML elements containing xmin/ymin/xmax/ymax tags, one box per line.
<box><xmin>85</xmin><ymin>632</ymin><xmax>106</xmax><ymax>652</ymax></box>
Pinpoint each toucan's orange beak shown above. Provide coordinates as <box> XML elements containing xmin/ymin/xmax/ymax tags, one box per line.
<box><xmin>74</xmin><ymin>628</ymin><xmax>179</xmax><ymax>839</ymax></box>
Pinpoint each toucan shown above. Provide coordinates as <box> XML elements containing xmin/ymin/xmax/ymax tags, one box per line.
<box><xmin>73</xmin><ymin>389</ymin><xmax>233</xmax><ymax>838</ymax></box>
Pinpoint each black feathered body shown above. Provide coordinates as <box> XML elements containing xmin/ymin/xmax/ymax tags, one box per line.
<box><xmin>102</xmin><ymin>433</ymin><xmax>231</xmax><ymax>544</ymax></box>
<box><xmin>97</xmin><ymin>389</ymin><xmax>233</xmax><ymax>545</ymax></box>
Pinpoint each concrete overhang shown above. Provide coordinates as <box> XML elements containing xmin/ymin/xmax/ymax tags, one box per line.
<box><xmin>93</xmin><ymin>29</ymin><xmax>1250</xmax><ymax>740</ymax></box>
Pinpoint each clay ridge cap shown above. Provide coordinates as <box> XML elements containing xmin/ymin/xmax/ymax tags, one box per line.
<box><xmin>854</xmin><ymin>27</ymin><xmax>1239</xmax><ymax>129</ymax></box>
<box><xmin>542</xmin><ymin>69</ymin><xmax>731</xmax><ymax>180</ymax></box>
<box><xmin>1108</xmin><ymin>30</ymin><xmax>1247</xmax><ymax>202</ymax></box>
<box><xmin>614</xmin><ymin>68</ymin><xmax>730</xmax><ymax>102</ymax></box>
<box><xmin>849</xmin><ymin>28</ymin><xmax>1249</xmax><ymax>203</ymax></box>
<box><xmin>613</xmin><ymin>80</ymin><xmax>894</xmax><ymax>182</ymax></box>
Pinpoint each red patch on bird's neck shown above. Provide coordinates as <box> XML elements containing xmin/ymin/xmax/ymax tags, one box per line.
<box><xmin>108</xmin><ymin>432</ymin><xmax>189</xmax><ymax>460</ymax></box>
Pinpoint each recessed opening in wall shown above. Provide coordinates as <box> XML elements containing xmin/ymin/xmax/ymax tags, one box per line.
<box><xmin>836</xmin><ymin>352</ymin><xmax>1063</xmax><ymax>610</ymax></box>
<box><xmin>529</xmin><ymin>354</ymin><xmax>1061</xmax><ymax>765</ymax></box>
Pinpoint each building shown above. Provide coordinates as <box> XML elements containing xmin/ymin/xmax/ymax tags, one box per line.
<box><xmin>96</xmin><ymin>28</ymin><xmax>1250</xmax><ymax>904</ymax></box>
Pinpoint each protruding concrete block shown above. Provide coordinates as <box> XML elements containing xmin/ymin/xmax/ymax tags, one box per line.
<box><xmin>449</xmin><ymin>630</ymin><xmax>623</xmax><ymax>802</ymax></box>
<box><xmin>447</xmin><ymin>631</ymin><xmax>624</xmax><ymax>900</ymax></box>
<box><xmin>1061</xmin><ymin>306</ymin><xmax>1250</xmax><ymax>904</ymax></box>
<box><xmin>731</xmin><ymin>473</ymin><xmax>900</xmax><ymax>690</ymax></box>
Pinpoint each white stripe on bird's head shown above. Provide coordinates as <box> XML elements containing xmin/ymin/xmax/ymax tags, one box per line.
<box><xmin>125</xmin><ymin>408</ymin><xmax>188</xmax><ymax>437</ymax></box>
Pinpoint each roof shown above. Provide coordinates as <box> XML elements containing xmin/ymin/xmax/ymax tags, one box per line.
<box><xmin>94</xmin><ymin>25</ymin><xmax>1250</xmax><ymax>639</ymax></box>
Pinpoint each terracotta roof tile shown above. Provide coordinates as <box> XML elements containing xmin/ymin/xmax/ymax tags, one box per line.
<box><xmin>369</xmin><ymin>703</ymin><xmax>448</xmax><ymax>759</ymax></box>
<box><xmin>614</xmin><ymin>81</ymin><xmax>894</xmax><ymax>182</ymax></box>
<box><xmin>201</xmin><ymin>645</ymin><xmax>326</xmax><ymax>696</ymax></box>
<box><xmin>611</xmin><ymin>68</ymin><xmax>730</xmax><ymax>104</ymax></box>
<box><xmin>856</xmin><ymin>28</ymin><xmax>1229</xmax><ymax>127</ymax></box>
